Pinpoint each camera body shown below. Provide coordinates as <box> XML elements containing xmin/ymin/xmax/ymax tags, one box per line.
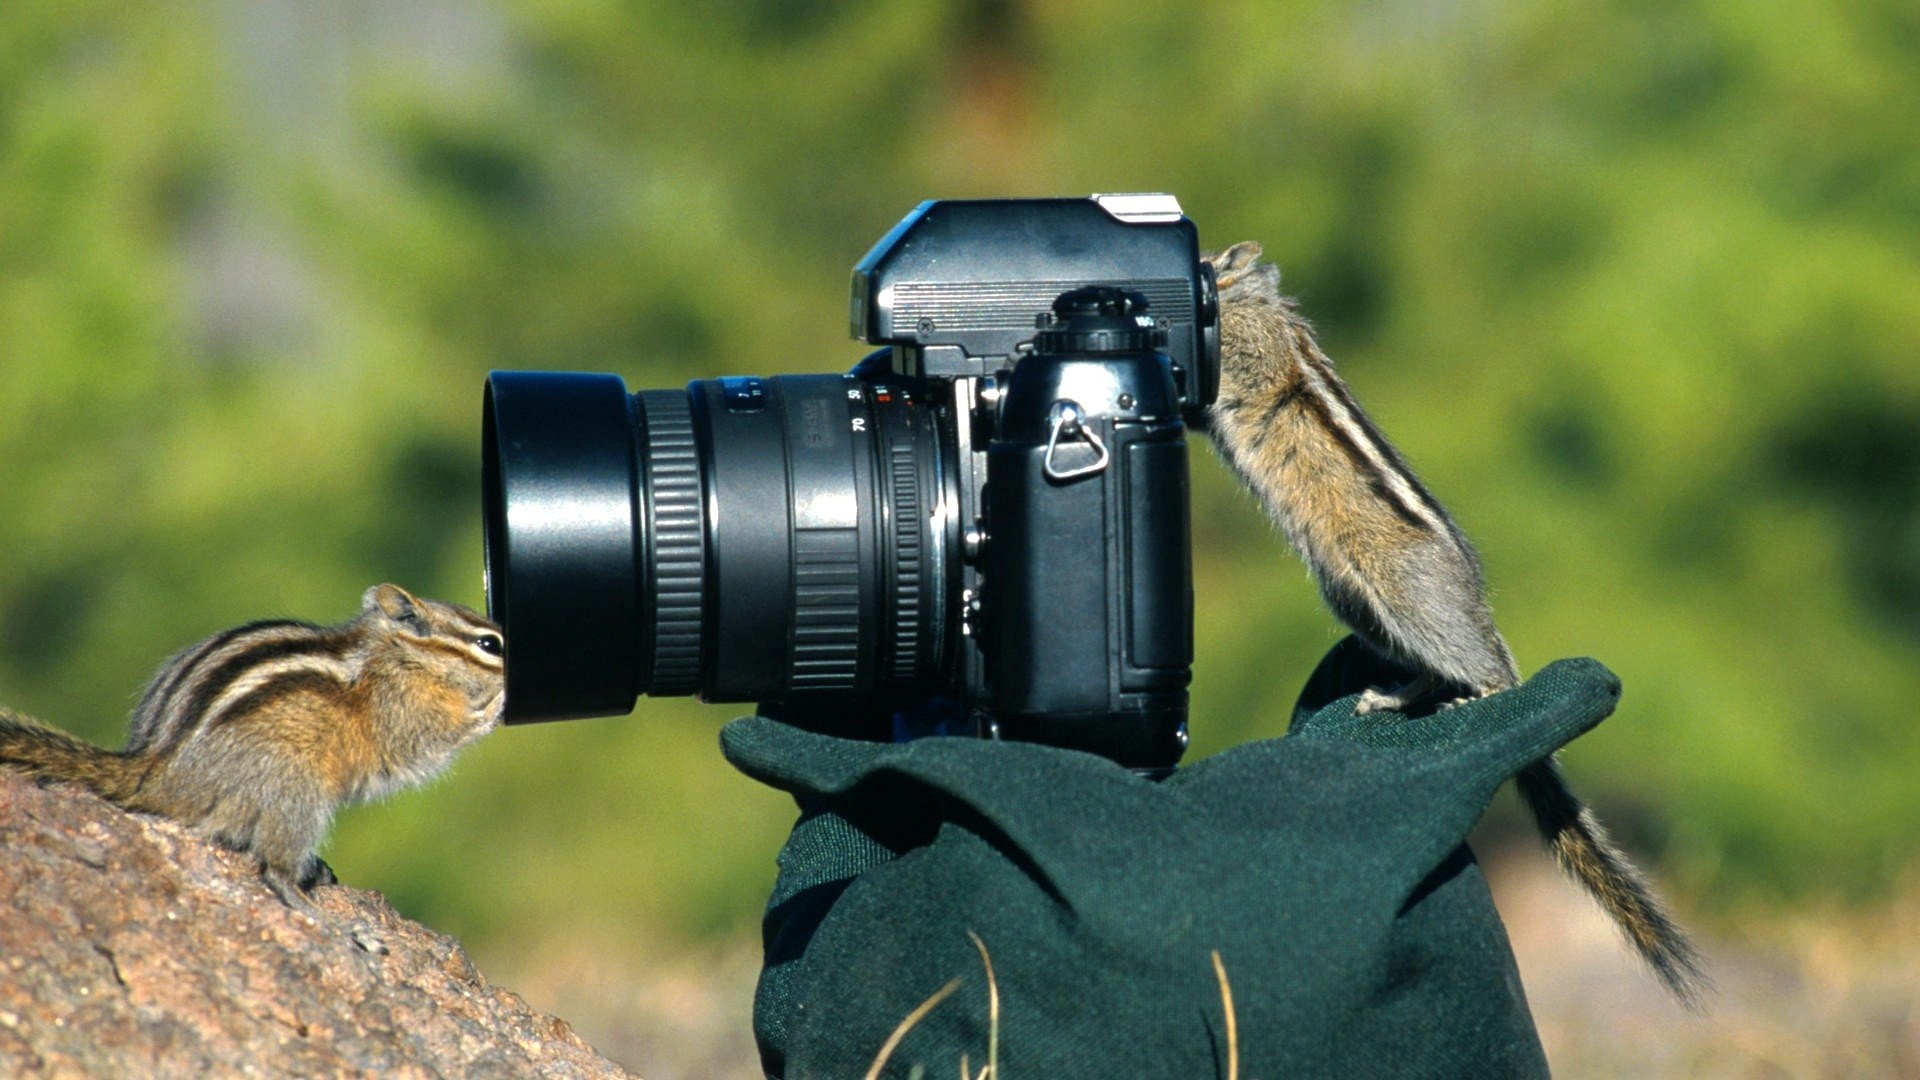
<box><xmin>483</xmin><ymin>194</ymin><xmax>1217</xmax><ymax>770</ymax></box>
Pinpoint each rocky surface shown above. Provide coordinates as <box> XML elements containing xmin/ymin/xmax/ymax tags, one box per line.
<box><xmin>0</xmin><ymin>769</ymin><xmax>636</xmax><ymax>1078</ymax></box>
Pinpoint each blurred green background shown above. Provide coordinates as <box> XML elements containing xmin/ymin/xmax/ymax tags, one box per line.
<box><xmin>4</xmin><ymin>0</ymin><xmax>1917</xmax><ymax>1069</ymax></box>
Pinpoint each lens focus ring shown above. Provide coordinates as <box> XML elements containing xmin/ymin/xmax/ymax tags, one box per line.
<box><xmin>639</xmin><ymin>391</ymin><xmax>704</xmax><ymax>694</ymax></box>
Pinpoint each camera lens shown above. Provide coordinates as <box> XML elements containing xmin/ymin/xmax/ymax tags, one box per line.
<box><xmin>483</xmin><ymin>370</ymin><xmax>953</xmax><ymax>722</ymax></box>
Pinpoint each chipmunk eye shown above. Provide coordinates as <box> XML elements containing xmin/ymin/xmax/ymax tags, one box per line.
<box><xmin>474</xmin><ymin>634</ymin><xmax>504</xmax><ymax>655</ymax></box>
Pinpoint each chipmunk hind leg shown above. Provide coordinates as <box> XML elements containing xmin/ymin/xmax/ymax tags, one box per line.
<box><xmin>1320</xmin><ymin>534</ymin><xmax>1519</xmax><ymax>713</ymax></box>
<box><xmin>166</xmin><ymin>747</ymin><xmax>332</xmax><ymax>911</ymax></box>
<box><xmin>248</xmin><ymin>793</ymin><xmax>333</xmax><ymax>903</ymax></box>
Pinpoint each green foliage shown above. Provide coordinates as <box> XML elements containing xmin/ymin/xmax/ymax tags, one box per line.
<box><xmin>2</xmin><ymin>0</ymin><xmax>1916</xmax><ymax>956</ymax></box>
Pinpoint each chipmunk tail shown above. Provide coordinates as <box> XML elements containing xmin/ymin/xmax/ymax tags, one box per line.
<box><xmin>1516</xmin><ymin>757</ymin><xmax>1712</xmax><ymax>1010</ymax></box>
<box><xmin>0</xmin><ymin>707</ymin><xmax>153</xmax><ymax>805</ymax></box>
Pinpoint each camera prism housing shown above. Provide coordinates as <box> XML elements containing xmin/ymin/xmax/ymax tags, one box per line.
<box><xmin>483</xmin><ymin>194</ymin><xmax>1216</xmax><ymax>770</ymax></box>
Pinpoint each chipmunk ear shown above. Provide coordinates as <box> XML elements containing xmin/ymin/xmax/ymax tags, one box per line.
<box><xmin>1206</xmin><ymin>241</ymin><xmax>1264</xmax><ymax>279</ymax></box>
<box><xmin>364</xmin><ymin>584</ymin><xmax>429</xmax><ymax>631</ymax></box>
<box><xmin>1209</xmin><ymin>242</ymin><xmax>1283</xmax><ymax>303</ymax></box>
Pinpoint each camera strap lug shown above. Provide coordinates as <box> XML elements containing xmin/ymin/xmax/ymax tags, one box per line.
<box><xmin>1042</xmin><ymin>400</ymin><xmax>1110</xmax><ymax>481</ymax></box>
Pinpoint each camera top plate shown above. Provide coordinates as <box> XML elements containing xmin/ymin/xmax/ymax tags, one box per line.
<box><xmin>850</xmin><ymin>194</ymin><xmax>1217</xmax><ymax>413</ymax></box>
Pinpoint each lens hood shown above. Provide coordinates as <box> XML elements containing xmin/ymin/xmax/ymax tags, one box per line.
<box><xmin>483</xmin><ymin>371</ymin><xmax>643</xmax><ymax>721</ymax></box>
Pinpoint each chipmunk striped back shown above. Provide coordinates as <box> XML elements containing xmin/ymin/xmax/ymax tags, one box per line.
<box><xmin>127</xmin><ymin>620</ymin><xmax>358</xmax><ymax>756</ymax></box>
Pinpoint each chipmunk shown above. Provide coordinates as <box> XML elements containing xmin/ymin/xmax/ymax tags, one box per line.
<box><xmin>1203</xmin><ymin>241</ymin><xmax>1705</xmax><ymax>1005</ymax></box>
<box><xmin>0</xmin><ymin>584</ymin><xmax>504</xmax><ymax>920</ymax></box>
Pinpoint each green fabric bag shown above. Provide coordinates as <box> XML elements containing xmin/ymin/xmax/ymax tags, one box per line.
<box><xmin>724</xmin><ymin>638</ymin><xmax>1625</xmax><ymax>1077</ymax></box>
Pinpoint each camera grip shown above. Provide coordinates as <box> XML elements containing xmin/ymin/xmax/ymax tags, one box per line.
<box><xmin>983</xmin><ymin>402</ymin><xmax>1191</xmax><ymax>769</ymax></box>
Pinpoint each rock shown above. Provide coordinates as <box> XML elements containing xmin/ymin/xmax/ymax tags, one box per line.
<box><xmin>0</xmin><ymin>770</ymin><xmax>636</xmax><ymax>1078</ymax></box>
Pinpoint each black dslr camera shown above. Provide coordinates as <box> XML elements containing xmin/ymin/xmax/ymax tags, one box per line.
<box><xmin>482</xmin><ymin>194</ymin><xmax>1218</xmax><ymax>770</ymax></box>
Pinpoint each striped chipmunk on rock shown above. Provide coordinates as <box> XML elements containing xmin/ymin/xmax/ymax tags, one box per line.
<box><xmin>0</xmin><ymin>584</ymin><xmax>504</xmax><ymax>931</ymax></box>
<box><xmin>1202</xmin><ymin>241</ymin><xmax>1706</xmax><ymax>1005</ymax></box>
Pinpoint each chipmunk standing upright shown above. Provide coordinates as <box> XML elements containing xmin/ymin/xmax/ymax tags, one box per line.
<box><xmin>0</xmin><ymin>584</ymin><xmax>504</xmax><ymax>911</ymax></box>
<box><xmin>1202</xmin><ymin>242</ymin><xmax>1705</xmax><ymax>1005</ymax></box>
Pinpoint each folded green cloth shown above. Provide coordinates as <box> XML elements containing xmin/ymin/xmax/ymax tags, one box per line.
<box><xmin>724</xmin><ymin>637</ymin><xmax>1624</xmax><ymax>1077</ymax></box>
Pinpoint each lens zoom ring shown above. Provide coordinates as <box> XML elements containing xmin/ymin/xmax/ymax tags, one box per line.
<box><xmin>640</xmin><ymin>391</ymin><xmax>704</xmax><ymax>695</ymax></box>
<box><xmin>791</xmin><ymin>529</ymin><xmax>859</xmax><ymax>690</ymax></box>
<box><xmin>887</xmin><ymin>445</ymin><xmax>923</xmax><ymax>683</ymax></box>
